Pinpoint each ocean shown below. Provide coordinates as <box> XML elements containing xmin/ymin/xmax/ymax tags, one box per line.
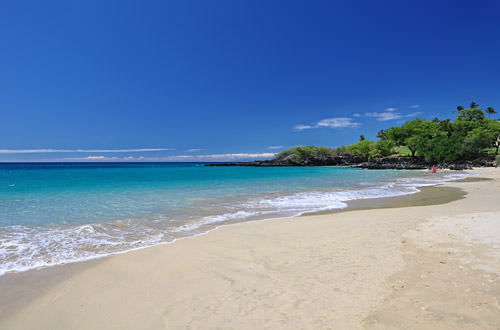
<box><xmin>0</xmin><ymin>162</ymin><xmax>469</xmax><ymax>275</ymax></box>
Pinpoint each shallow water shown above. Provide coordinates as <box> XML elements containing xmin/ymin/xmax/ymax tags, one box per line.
<box><xmin>0</xmin><ymin>162</ymin><xmax>470</xmax><ymax>275</ymax></box>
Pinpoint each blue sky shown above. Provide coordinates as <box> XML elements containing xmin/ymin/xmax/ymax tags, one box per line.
<box><xmin>1</xmin><ymin>0</ymin><xmax>499</xmax><ymax>162</ymax></box>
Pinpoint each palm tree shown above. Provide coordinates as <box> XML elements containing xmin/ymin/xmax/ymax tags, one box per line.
<box><xmin>470</xmin><ymin>102</ymin><xmax>479</xmax><ymax>109</ymax></box>
<box><xmin>486</xmin><ymin>106</ymin><xmax>497</xmax><ymax>118</ymax></box>
<box><xmin>376</xmin><ymin>129</ymin><xmax>387</xmax><ymax>140</ymax></box>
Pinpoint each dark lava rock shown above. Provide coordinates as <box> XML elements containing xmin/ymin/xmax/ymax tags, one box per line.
<box><xmin>357</xmin><ymin>157</ymin><xmax>429</xmax><ymax>170</ymax></box>
<box><xmin>206</xmin><ymin>156</ymin><xmax>497</xmax><ymax>170</ymax></box>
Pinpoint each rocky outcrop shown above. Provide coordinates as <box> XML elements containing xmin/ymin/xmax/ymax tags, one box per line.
<box><xmin>435</xmin><ymin>157</ymin><xmax>497</xmax><ymax>170</ymax></box>
<box><xmin>205</xmin><ymin>156</ymin><xmax>368</xmax><ymax>167</ymax></box>
<box><xmin>206</xmin><ymin>156</ymin><xmax>497</xmax><ymax>170</ymax></box>
<box><xmin>356</xmin><ymin>157</ymin><xmax>429</xmax><ymax>169</ymax></box>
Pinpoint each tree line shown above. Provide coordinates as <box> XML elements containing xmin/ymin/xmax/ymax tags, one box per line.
<box><xmin>277</xmin><ymin>102</ymin><xmax>500</xmax><ymax>164</ymax></box>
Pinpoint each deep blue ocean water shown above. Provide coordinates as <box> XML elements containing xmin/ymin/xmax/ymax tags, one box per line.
<box><xmin>0</xmin><ymin>162</ymin><xmax>468</xmax><ymax>275</ymax></box>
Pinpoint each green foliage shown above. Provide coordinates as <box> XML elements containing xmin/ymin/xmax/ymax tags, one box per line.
<box><xmin>481</xmin><ymin>117</ymin><xmax>500</xmax><ymax>136</ymax></box>
<box><xmin>486</xmin><ymin>107</ymin><xmax>497</xmax><ymax>118</ymax></box>
<box><xmin>273</xmin><ymin>101</ymin><xmax>499</xmax><ymax>165</ymax></box>
<box><xmin>371</xmin><ymin>139</ymin><xmax>395</xmax><ymax>158</ymax></box>
<box><xmin>453</xmin><ymin>107</ymin><xmax>486</xmax><ymax>136</ymax></box>
<box><xmin>438</xmin><ymin>118</ymin><xmax>453</xmax><ymax>137</ymax></box>
<box><xmin>394</xmin><ymin>146</ymin><xmax>411</xmax><ymax>157</ymax></box>
<box><xmin>386</xmin><ymin>118</ymin><xmax>443</xmax><ymax>156</ymax></box>
<box><xmin>422</xmin><ymin>134</ymin><xmax>465</xmax><ymax>163</ymax></box>
<box><xmin>315</xmin><ymin>146</ymin><xmax>333</xmax><ymax>161</ymax></box>
<box><xmin>277</xmin><ymin>146</ymin><xmax>319</xmax><ymax>162</ymax></box>
<box><xmin>467</xmin><ymin>127</ymin><xmax>493</xmax><ymax>151</ymax></box>
<box><xmin>335</xmin><ymin>145</ymin><xmax>349</xmax><ymax>156</ymax></box>
<box><xmin>405</xmin><ymin>135</ymin><xmax>427</xmax><ymax>157</ymax></box>
<box><xmin>346</xmin><ymin>140</ymin><xmax>375</xmax><ymax>158</ymax></box>
<box><xmin>476</xmin><ymin>118</ymin><xmax>500</xmax><ymax>155</ymax></box>
<box><xmin>376</xmin><ymin>129</ymin><xmax>388</xmax><ymax>141</ymax></box>
<box><xmin>276</xmin><ymin>145</ymin><xmax>338</xmax><ymax>163</ymax></box>
<box><xmin>381</xmin><ymin>102</ymin><xmax>499</xmax><ymax>162</ymax></box>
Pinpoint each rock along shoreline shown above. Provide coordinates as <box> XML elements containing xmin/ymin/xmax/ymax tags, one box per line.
<box><xmin>206</xmin><ymin>156</ymin><xmax>497</xmax><ymax>170</ymax></box>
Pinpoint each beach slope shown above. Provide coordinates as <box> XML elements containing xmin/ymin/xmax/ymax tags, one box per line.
<box><xmin>0</xmin><ymin>168</ymin><xmax>499</xmax><ymax>330</ymax></box>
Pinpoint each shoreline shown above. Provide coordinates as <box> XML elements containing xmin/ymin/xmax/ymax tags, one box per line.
<box><xmin>206</xmin><ymin>156</ymin><xmax>497</xmax><ymax>170</ymax></box>
<box><xmin>0</xmin><ymin>168</ymin><xmax>470</xmax><ymax>277</ymax></box>
<box><xmin>0</xmin><ymin>170</ymin><xmax>471</xmax><ymax>277</ymax></box>
<box><xmin>0</xmin><ymin>168</ymin><xmax>499</xmax><ymax>329</ymax></box>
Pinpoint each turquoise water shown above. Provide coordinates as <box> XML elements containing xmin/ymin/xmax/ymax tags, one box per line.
<box><xmin>0</xmin><ymin>162</ymin><xmax>468</xmax><ymax>275</ymax></box>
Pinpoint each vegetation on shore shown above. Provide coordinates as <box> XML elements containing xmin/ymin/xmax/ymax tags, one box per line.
<box><xmin>276</xmin><ymin>103</ymin><xmax>500</xmax><ymax>164</ymax></box>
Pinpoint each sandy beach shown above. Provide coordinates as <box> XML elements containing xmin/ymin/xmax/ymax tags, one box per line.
<box><xmin>0</xmin><ymin>168</ymin><xmax>499</xmax><ymax>330</ymax></box>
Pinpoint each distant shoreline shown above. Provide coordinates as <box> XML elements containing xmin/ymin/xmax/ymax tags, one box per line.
<box><xmin>206</xmin><ymin>156</ymin><xmax>497</xmax><ymax>170</ymax></box>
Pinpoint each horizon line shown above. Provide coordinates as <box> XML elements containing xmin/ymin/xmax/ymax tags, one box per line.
<box><xmin>0</xmin><ymin>148</ymin><xmax>174</xmax><ymax>154</ymax></box>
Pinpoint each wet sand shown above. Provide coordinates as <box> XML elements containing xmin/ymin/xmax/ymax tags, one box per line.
<box><xmin>0</xmin><ymin>168</ymin><xmax>499</xmax><ymax>330</ymax></box>
<box><xmin>307</xmin><ymin>185</ymin><xmax>467</xmax><ymax>216</ymax></box>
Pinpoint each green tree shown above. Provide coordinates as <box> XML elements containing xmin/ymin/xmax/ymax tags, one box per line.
<box><xmin>276</xmin><ymin>146</ymin><xmax>316</xmax><ymax>163</ymax></box>
<box><xmin>480</xmin><ymin>118</ymin><xmax>500</xmax><ymax>155</ymax></box>
<box><xmin>422</xmin><ymin>134</ymin><xmax>465</xmax><ymax>163</ymax></box>
<box><xmin>276</xmin><ymin>145</ymin><xmax>340</xmax><ymax>163</ymax></box>
<box><xmin>486</xmin><ymin>107</ymin><xmax>497</xmax><ymax>118</ymax></box>
<box><xmin>385</xmin><ymin>119</ymin><xmax>442</xmax><ymax>157</ymax></box>
<box><xmin>346</xmin><ymin>140</ymin><xmax>375</xmax><ymax>158</ymax></box>
<box><xmin>376</xmin><ymin>129</ymin><xmax>388</xmax><ymax>140</ymax></box>
<box><xmin>315</xmin><ymin>146</ymin><xmax>332</xmax><ymax>161</ymax></box>
<box><xmin>335</xmin><ymin>145</ymin><xmax>348</xmax><ymax>156</ymax></box>
<box><xmin>438</xmin><ymin>118</ymin><xmax>453</xmax><ymax>137</ymax></box>
<box><xmin>466</xmin><ymin>127</ymin><xmax>492</xmax><ymax>157</ymax></box>
<box><xmin>453</xmin><ymin>106</ymin><xmax>486</xmax><ymax>136</ymax></box>
<box><xmin>272</xmin><ymin>101</ymin><xmax>497</xmax><ymax>165</ymax></box>
<box><xmin>455</xmin><ymin>107</ymin><xmax>485</xmax><ymax>122</ymax></box>
<box><xmin>372</xmin><ymin>139</ymin><xmax>395</xmax><ymax>158</ymax></box>
<box><xmin>405</xmin><ymin>135</ymin><xmax>428</xmax><ymax>157</ymax></box>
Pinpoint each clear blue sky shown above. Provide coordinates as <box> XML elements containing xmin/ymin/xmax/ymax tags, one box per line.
<box><xmin>1</xmin><ymin>0</ymin><xmax>499</xmax><ymax>162</ymax></box>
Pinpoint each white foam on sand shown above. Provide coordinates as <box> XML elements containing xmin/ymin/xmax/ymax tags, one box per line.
<box><xmin>0</xmin><ymin>171</ymin><xmax>476</xmax><ymax>276</ymax></box>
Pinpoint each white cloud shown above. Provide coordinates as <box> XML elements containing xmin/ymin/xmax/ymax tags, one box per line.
<box><xmin>403</xmin><ymin>111</ymin><xmax>422</xmax><ymax>118</ymax></box>
<box><xmin>151</xmin><ymin>153</ymin><xmax>276</xmax><ymax>162</ymax></box>
<box><xmin>64</xmin><ymin>156</ymin><xmax>119</xmax><ymax>161</ymax></box>
<box><xmin>63</xmin><ymin>155</ymin><xmax>147</xmax><ymax>161</ymax></box>
<box><xmin>267</xmin><ymin>145</ymin><xmax>285</xmax><ymax>150</ymax></box>
<box><xmin>362</xmin><ymin>105</ymin><xmax>422</xmax><ymax>121</ymax></box>
<box><xmin>23</xmin><ymin>152</ymin><xmax>275</xmax><ymax>162</ymax></box>
<box><xmin>192</xmin><ymin>153</ymin><xmax>276</xmax><ymax>159</ymax></box>
<box><xmin>317</xmin><ymin>117</ymin><xmax>361</xmax><ymax>128</ymax></box>
<box><xmin>365</xmin><ymin>111</ymin><xmax>422</xmax><ymax>121</ymax></box>
<box><xmin>0</xmin><ymin>148</ymin><xmax>173</xmax><ymax>154</ymax></box>
<box><xmin>185</xmin><ymin>148</ymin><xmax>202</xmax><ymax>152</ymax></box>
<box><xmin>365</xmin><ymin>111</ymin><xmax>404</xmax><ymax>121</ymax></box>
<box><xmin>352</xmin><ymin>113</ymin><xmax>362</xmax><ymax>117</ymax></box>
<box><xmin>294</xmin><ymin>124</ymin><xmax>314</xmax><ymax>130</ymax></box>
<box><xmin>294</xmin><ymin>117</ymin><xmax>361</xmax><ymax>131</ymax></box>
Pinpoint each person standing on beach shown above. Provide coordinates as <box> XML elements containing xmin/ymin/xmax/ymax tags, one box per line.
<box><xmin>432</xmin><ymin>165</ymin><xmax>437</xmax><ymax>174</ymax></box>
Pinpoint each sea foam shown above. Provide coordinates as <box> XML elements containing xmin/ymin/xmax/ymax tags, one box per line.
<box><xmin>0</xmin><ymin>170</ymin><xmax>473</xmax><ymax>276</ymax></box>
